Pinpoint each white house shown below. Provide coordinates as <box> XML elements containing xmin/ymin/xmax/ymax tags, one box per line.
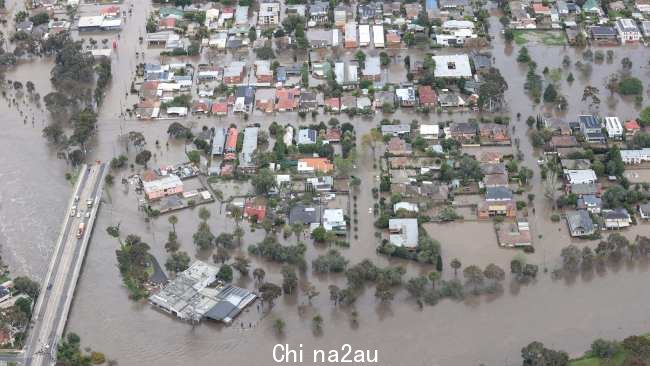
<box><xmin>615</xmin><ymin>18</ymin><xmax>642</xmax><ymax>43</ymax></box>
<box><xmin>419</xmin><ymin>124</ymin><xmax>440</xmax><ymax>140</ymax></box>
<box><xmin>359</xmin><ymin>24</ymin><xmax>370</xmax><ymax>46</ymax></box>
<box><xmin>388</xmin><ymin>218</ymin><xmax>419</xmax><ymax>249</ymax></box>
<box><xmin>321</xmin><ymin>209</ymin><xmax>347</xmax><ymax>233</ymax></box>
<box><xmin>372</xmin><ymin>25</ymin><xmax>385</xmax><ymax>48</ymax></box>
<box><xmin>603</xmin><ymin>208</ymin><xmax>632</xmax><ymax>229</ymax></box>
<box><xmin>432</xmin><ymin>54</ymin><xmax>472</xmax><ymax>78</ymax></box>
<box><xmin>394</xmin><ymin>202</ymin><xmax>419</xmax><ymax>213</ymax></box>
<box><xmin>564</xmin><ymin>169</ymin><xmax>597</xmax><ymax>184</ymax></box>
<box><xmin>604</xmin><ymin>116</ymin><xmax>623</xmax><ymax>140</ymax></box>
<box><xmin>620</xmin><ymin>148</ymin><xmax>650</xmax><ymax>164</ymax></box>
<box><xmin>441</xmin><ymin>20</ymin><xmax>475</xmax><ymax>31</ymax></box>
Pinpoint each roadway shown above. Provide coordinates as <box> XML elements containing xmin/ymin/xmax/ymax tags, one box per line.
<box><xmin>21</xmin><ymin>163</ymin><xmax>106</xmax><ymax>366</ymax></box>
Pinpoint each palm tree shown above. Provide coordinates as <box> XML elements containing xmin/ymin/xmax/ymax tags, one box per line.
<box><xmin>214</xmin><ymin>189</ymin><xmax>224</xmax><ymax>212</ymax></box>
<box><xmin>198</xmin><ymin>207</ymin><xmax>211</xmax><ymax>222</ymax></box>
<box><xmin>291</xmin><ymin>223</ymin><xmax>303</xmax><ymax>241</ymax></box>
<box><xmin>428</xmin><ymin>271</ymin><xmax>440</xmax><ymax>290</ymax></box>
<box><xmin>233</xmin><ymin>227</ymin><xmax>245</xmax><ymax>247</ymax></box>
<box><xmin>273</xmin><ymin>318</ymin><xmax>285</xmax><ymax>336</ymax></box>
<box><xmin>544</xmin><ymin>169</ymin><xmax>560</xmax><ymax>210</ymax></box>
<box><xmin>168</xmin><ymin>215</ymin><xmax>178</xmax><ymax>233</ymax></box>
<box><xmin>253</xmin><ymin>268</ymin><xmax>266</xmax><ymax>284</ymax></box>
<box><xmin>361</xmin><ymin>128</ymin><xmax>383</xmax><ymax>158</ymax></box>
<box><xmin>450</xmin><ymin>258</ymin><xmax>462</xmax><ymax>277</ymax></box>
<box><xmin>230</xmin><ymin>206</ymin><xmax>243</xmax><ymax>228</ymax></box>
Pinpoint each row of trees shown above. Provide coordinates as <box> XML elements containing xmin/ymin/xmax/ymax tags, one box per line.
<box><xmin>41</xmin><ymin>33</ymin><xmax>111</xmax><ymax>163</ymax></box>
<box><xmin>558</xmin><ymin>234</ymin><xmax>650</xmax><ymax>277</ymax></box>
<box><xmin>115</xmin><ymin>234</ymin><xmax>152</xmax><ymax>300</ymax></box>
<box><xmin>56</xmin><ymin>332</ymin><xmax>107</xmax><ymax>366</ymax></box>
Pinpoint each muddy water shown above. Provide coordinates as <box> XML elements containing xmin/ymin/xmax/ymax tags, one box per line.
<box><xmin>0</xmin><ymin>0</ymin><xmax>649</xmax><ymax>365</ymax></box>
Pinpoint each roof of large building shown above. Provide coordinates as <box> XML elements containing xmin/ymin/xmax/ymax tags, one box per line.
<box><xmin>564</xmin><ymin>169</ymin><xmax>597</xmax><ymax>184</ymax></box>
<box><xmin>616</xmin><ymin>18</ymin><xmax>640</xmax><ymax>32</ymax></box>
<box><xmin>389</xmin><ymin>218</ymin><xmax>419</xmax><ymax>248</ymax></box>
<box><xmin>142</xmin><ymin>174</ymin><xmax>182</xmax><ymax>193</ymax></box>
<box><xmin>149</xmin><ymin>261</ymin><xmax>256</xmax><ymax>324</ymax></box>
<box><xmin>289</xmin><ymin>204</ymin><xmax>322</xmax><ymax>224</ymax></box>
<box><xmin>579</xmin><ymin>115</ymin><xmax>601</xmax><ymax>129</ymax></box>
<box><xmin>433</xmin><ymin>54</ymin><xmax>472</xmax><ymax>78</ymax></box>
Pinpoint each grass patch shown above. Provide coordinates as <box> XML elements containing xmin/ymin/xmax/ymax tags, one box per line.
<box><xmin>65</xmin><ymin>166</ymin><xmax>81</xmax><ymax>186</ymax></box>
<box><xmin>541</xmin><ymin>33</ymin><xmax>567</xmax><ymax>46</ymax></box>
<box><xmin>569</xmin><ymin>333</ymin><xmax>650</xmax><ymax>366</ymax></box>
<box><xmin>569</xmin><ymin>351</ymin><xmax>626</xmax><ymax>366</ymax></box>
<box><xmin>512</xmin><ymin>30</ymin><xmax>528</xmax><ymax>45</ymax></box>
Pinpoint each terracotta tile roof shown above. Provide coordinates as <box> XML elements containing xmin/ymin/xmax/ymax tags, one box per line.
<box><xmin>418</xmin><ymin>85</ymin><xmax>438</xmax><ymax>105</ymax></box>
<box><xmin>142</xmin><ymin>170</ymin><xmax>159</xmax><ymax>182</ymax></box>
<box><xmin>159</xmin><ymin>17</ymin><xmax>177</xmax><ymax>28</ymax></box>
<box><xmin>326</xmin><ymin>128</ymin><xmax>342</xmax><ymax>141</ymax></box>
<box><xmin>325</xmin><ymin>97</ymin><xmax>341</xmax><ymax>110</ymax></box>
<box><xmin>478</xmin><ymin>151</ymin><xmax>503</xmax><ymax>163</ymax></box>
<box><xmin>275</xmin><ymin>88</ymin><xmax>300</xmax><ymax>111</ymax></box>
<box><xmin>299</xmin><ymin>157</ymin><xmax>333</xmax><ymax>172</ymax></box>
<box><xmin>101</xmin><ymin>5</ymin><xmax>120</xmax><ymax>15</ymax></box>
<box><xmin>211</xmin><ymin>101</ymin><xmax>228</xmax><ymax>114</ymax></box>
<box><xmin>532</xmin><ymin>3</ymin><xmax>551</xmax><ymax>13</ymax></box>
<box><xmin>245</xmin><ymin>200</ymin><xmax>267</xmax><ymax>221</ymax></box>
<box><xmin>625</xmin><ymin>119</ymin><xmax>641</xmax><ymax>130</ymax></box>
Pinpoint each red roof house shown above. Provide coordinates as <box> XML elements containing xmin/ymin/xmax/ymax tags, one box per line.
<box><xmin>275</xmin><ymin>88</ymin><xmax>300</xmax><ymax>112</ymax></box>
<box><xmin>532</xmin><ymin>3</ymin><xmax>551</xmax><ymax>15</ymax></box>
<box><xmin>159</xmin><ymin>17</ymin><xmax>177</xmax><ymax>30</ymax></box>
<box><xmin>418</xmin><ymin>85</ymin><xmax>438</xmax><ymax>107</ymax></box>
<box><xmin>325</xmin><ymin>97</ymin><xmax>341</xmax><ymax>113</ymax></box>
<box><xmin>211</xmin><ymin>100</ymin><xmax>228</xmax><ymax>115</ymax></box>
<box><xmin>100</xmin><ymin>5</ymin><xmax>120</xmax><ymax>17</ymax></box>
<box><xmin>625</xmin><ymin>119</ymin><xmax>641</xmax><ymax>137</ymax></box>
<box><xmin>244</xmin><ymin>200</ymin><xmax>267</xmax><ymax>222</ymax></box>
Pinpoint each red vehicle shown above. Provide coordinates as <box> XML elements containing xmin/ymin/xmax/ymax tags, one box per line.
<box><xmin>77</xmin><ymin>223</ymin><xmax>85</xmax><ymax>238</ymax></box>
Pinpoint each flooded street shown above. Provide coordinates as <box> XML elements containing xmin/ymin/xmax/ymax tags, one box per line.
<box><xmin>0</xmin><ymin>1</ymin><xmax>649</xmax><ymax>364</ymax></box>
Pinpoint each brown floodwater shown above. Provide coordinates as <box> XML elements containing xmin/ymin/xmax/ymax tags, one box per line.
<box><xmin>0</xmin><ymin>1</ymin><xmax>649</xmax><ymax>365</ymax></box>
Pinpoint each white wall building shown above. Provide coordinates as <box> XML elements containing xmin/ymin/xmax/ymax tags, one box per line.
<box><xmin>604</xmin><ymin>116</ymin><xmax>623</xmax><ymax>140</ymax></box>
<box><xmin>359</xmin><ymin>24</ymin><xmax>370</xmax><ymax>46</ymax></box>
<box><xmin>372</xmin><ymin>25</ymin><xmax>384</xmax><ymax>47</ymax></box>
<box><xmin>564</xmin><ymin>169</ymin><xmax>597</xmax><ymax>184</ymax></box>
<box><xmin>432</xmin><ymin>54</ymin><xmax>472</xmax><ymax>78</ymax></box>
<box><xmin>620</xmin><ymin>148</ymin><xmax>650</xmax><ymax>164</ymax></box>
<box><xmin>616</xmin><ymin>18</ymin><xmax>642</xmax><ymax>44</ymax></box>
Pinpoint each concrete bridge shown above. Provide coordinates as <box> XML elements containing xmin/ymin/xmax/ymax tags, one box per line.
<box><xmin>16</xmin><ymin>163</ymin><xmax>107</xmax><ymax>366</ymax></box>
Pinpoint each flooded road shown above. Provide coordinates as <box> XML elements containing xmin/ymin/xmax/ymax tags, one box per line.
<box><xmin>0</xmin><ymin>1</ymin><xmax>649</xmax><ymax>365</ymax></box>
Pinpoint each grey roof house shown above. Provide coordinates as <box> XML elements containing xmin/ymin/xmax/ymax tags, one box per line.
<box><xmin>289</xmin><ymin>204</ymin><xmax>322</xmax><ymax>224</ymax></box>
<box><xmin>566</xmin><ymin>210</ymin><xmax>595</xmax><ymax>237</ymax></box>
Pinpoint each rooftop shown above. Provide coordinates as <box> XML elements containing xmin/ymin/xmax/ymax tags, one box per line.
<box><xmin>388</xmin><ymin>218</ymin><xmax>419</xmax><ymax>248</ymax></box>
<box><xmin>433</xmin><ymin>55</ymin><xmax>472</xmax><ymax>78</ymax></box>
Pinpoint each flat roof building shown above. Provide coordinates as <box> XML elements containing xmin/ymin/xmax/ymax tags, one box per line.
<box><xmin>388</xmin><ymin>218</ymin><xmax>419</xmax><ymax>249</ymax></box>
<box><xmin>149</xmin><ymin>261</ymin><xmax>256</xmax><ymax>324</ymax></box>
<box><xmin>344</xmin><ymin>22</ymin><xmax>358</xmax><ymax>48</ymax></box>
<box><xmin>212</xmin><ymin>128</ymin><xmax>227</xmax><ymax>156</ymax></box>
<box><xmin>359</xmin><ymin>24</ymin><xmax>370</xmax><ymax>46</ymax></box>
<box><xmin>372</xmin><ymin>25</ymin><xmax>384</xmax><ymax>47</ymax></box>
<box><xmin>142</xmin><ymin>174</ymin><xmax>184</xmax><ymax>201</ymax></box>
<box><xmin>564</xmin><ymin>169</ymin><xmax>598</xmax><ymax>185</ymax></box>
<box><xmin>604</xmin><ymin>116</ymin><xmax>623</xmax><ymax>140</ymax></box>
<box><xmin>432</xmin><ymin>54</ymin><xmax>472</xmax><ymax>78</ymax></box>
<box><xmin>239</xmin><ymin>127</ymin><xmax>259</xmax><ymax>172</ymax></box>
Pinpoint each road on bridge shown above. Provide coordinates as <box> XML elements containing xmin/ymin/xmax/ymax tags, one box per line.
<box><xmin>21</xmin><ymin>163</ymin><xmax>106</xmax><ymax>366</ymax></box>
